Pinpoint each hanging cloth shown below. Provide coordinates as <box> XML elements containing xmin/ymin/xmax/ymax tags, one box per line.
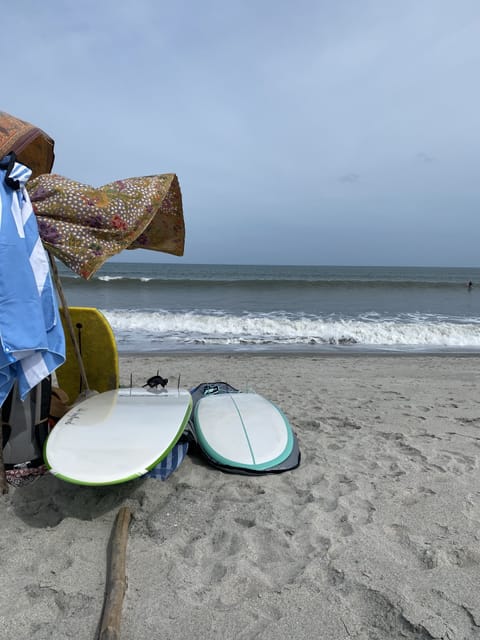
<box><xmin>27</xmin><ymin>172</ymin><xmax>185</xmax><ymax>279</ymax></box>
<box><xmin>0</xmin><ymin>154</ymin><xmax>65</xmax><ymax>406</ymax></box>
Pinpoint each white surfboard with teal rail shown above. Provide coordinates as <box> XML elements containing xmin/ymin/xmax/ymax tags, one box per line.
<box><xmin>45</xmin><ymin>387</ymin><xmax>192</xmax><ymax>486</ymax></box>
<box><xmin>193</xmin><ymin>390</ymin><xmax>297</xmax><ymax>472</ymax></box>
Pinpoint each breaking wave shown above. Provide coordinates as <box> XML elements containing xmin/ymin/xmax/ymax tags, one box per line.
<box><xmin>102</xmin><ymin>309</ymin><xmax>480</xmax><ymax>353</ymax></box>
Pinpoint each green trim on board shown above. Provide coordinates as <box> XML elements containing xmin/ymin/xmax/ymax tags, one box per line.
<box><xmin>48</xmin><ymin>470</ymin><xmax>144</xmax><ymax>487</ymax></box>
<box><xmin>144</xmin><ymin>394</ymin><xmax>193</xmax><ymax>472</ymax></box>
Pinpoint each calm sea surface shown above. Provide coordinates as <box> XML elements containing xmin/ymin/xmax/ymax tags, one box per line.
<box><xmin>57</xmin><ymin>263</ymin><xmax>480</xmax><ymax>354</ymax></box>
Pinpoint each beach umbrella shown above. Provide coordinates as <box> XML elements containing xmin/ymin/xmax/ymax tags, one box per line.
<box><xmin>1</xmin><ymin>110</ymin><xmax>185</xmax><ymax>391</ymax></box>
<box><xmin>0</xmin><ymin>110</ymin><xmax>186</xmax><ymax>389</ymax></box>
<box><xmin>0</xmin><ymin>110</ymin><xmax>185</xmax><ymax>281</ymax></box>
<box><xmin>0</xmin><ymin>111</ymin><xmax>186</xmax><ymax>488</ymax></box>
<box><xmin>0</xmin><ymin>111</ymin><xmax>185</xmax><ymax>416</ymax></box>
<box><xmin>1</xmin><ymin>110</ymin><xmax>186</xmax><ymax>395</ymax></box>
<box><xmin>1</xmin><ymin>109</ymin><xmax>185</xmax><ymax>366</ymax></box>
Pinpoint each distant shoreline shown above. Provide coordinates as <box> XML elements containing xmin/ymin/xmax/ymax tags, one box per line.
<box><xmin>119</xmin><ymin>349</ymin><xmax>480</xmax><ymax>358</ymax></box>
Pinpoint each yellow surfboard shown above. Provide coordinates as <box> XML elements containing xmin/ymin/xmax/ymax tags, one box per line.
<box><xmin>55</xmin><ymin>307</ymin><xmax>119</xmax><ymax>403</ymax></box>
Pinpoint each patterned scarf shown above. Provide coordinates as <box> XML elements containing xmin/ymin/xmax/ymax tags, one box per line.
<box><xmin>27</xmin><ymin>172</ymin><xmax>185</xmax><ymax>279</ymax></box>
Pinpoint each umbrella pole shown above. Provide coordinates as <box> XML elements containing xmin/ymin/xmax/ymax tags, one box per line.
<box><xmin>47</xmin><ymin>252</ymin><xmax>90</xmax><ymax>394</ymax></box>
<box><xmin>0</xmin><ymin>436</ymin><xmax>8</xmax><ymax>494</ymax></box>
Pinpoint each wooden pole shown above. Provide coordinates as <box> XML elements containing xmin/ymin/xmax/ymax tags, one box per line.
<box><xmin>0</xmin><ymin>434</ymin><xmax>8</xmax><ymax>494</ymax></box>
<box><xmin>98</xmin><ymin>506</ymin><xmax>132</xmax><ymax>640</ymax></box>
<box><xmin>47</xmin><ymin>252</ymin><xmax>90</xmax><ymax>394</ymax></box>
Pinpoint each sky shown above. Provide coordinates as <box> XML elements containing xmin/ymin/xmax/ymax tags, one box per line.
<box><xmin>2</xmin><ymin>0</ymin><xmax>480</xmax><ymax>267</ymax></box>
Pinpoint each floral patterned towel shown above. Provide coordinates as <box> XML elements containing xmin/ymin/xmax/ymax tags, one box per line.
<box><xmin>27</xmin><ymin>172</ymin><xmax>185</xmax><ymax>279</ymax></box>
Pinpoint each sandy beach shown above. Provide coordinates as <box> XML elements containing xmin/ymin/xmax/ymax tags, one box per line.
<box><xmin>2</xmin><ymin>353</ymin><xmax>480</xmax><ymax>639</ymax></box>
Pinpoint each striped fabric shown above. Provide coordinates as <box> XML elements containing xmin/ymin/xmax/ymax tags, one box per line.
<box><xmin>0</xmin><ymin>155</ymin><xmax>65</xmax><ymax>406</ymax></box>
<box><xmin>146</xmin><ymin>441</ymin><xmax>189</xmax><ymax>480</ymax></box>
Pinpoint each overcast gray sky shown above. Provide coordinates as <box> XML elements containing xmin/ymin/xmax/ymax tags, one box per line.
<box><xmin>3</xmin><ymin>1</ymin><xmax>480</xmax><ymax>266</ymax></box>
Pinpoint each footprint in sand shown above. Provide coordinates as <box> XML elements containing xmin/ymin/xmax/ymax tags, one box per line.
<box><xmin>339</xmin><ymin>514</ymin><xmax>354</xmax><ymax>536</ymax></box>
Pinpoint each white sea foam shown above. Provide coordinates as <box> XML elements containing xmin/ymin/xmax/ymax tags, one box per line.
<box><xmin>102</xmin><ymin>309</ymin><xmax>480</xmax><ymax>351</ymax></box>
<box><xmin>98</xmin><ymin>275</ymin><xmax>153</xmax><ymax>282</ymax></box>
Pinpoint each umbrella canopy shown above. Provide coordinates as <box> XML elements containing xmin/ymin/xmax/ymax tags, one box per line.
<box><xmin>0</xmin><ymin>111</ymin><xmax>54</xmax><ymax>179</ymax></box>
<box><xmin>0</xmin><ymin>109</ymin><xmax>185</xmax><ymax>412</ymax></box>
<box><xmin>0</xmin><ymin>110</ymin><xmax>186</xmax><ymax>280</ymax></box>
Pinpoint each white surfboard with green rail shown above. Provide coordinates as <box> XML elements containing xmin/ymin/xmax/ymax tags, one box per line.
<box><xmin>45</xmin><ymin>387</ymin><xmax>192</xmax><ymax>485</ymax></box>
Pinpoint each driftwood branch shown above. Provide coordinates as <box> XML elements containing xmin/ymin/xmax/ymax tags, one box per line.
<box><xmin>98</xmin><ymin>506</ymin><xmax>132</xmax><ymax>640</ymax></box>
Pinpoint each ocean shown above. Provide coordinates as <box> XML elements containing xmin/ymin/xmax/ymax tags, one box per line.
<box><xmin>56</xmin><ymin>262</ymin><xmax>480</xmax><ymax>354</ymax></box>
